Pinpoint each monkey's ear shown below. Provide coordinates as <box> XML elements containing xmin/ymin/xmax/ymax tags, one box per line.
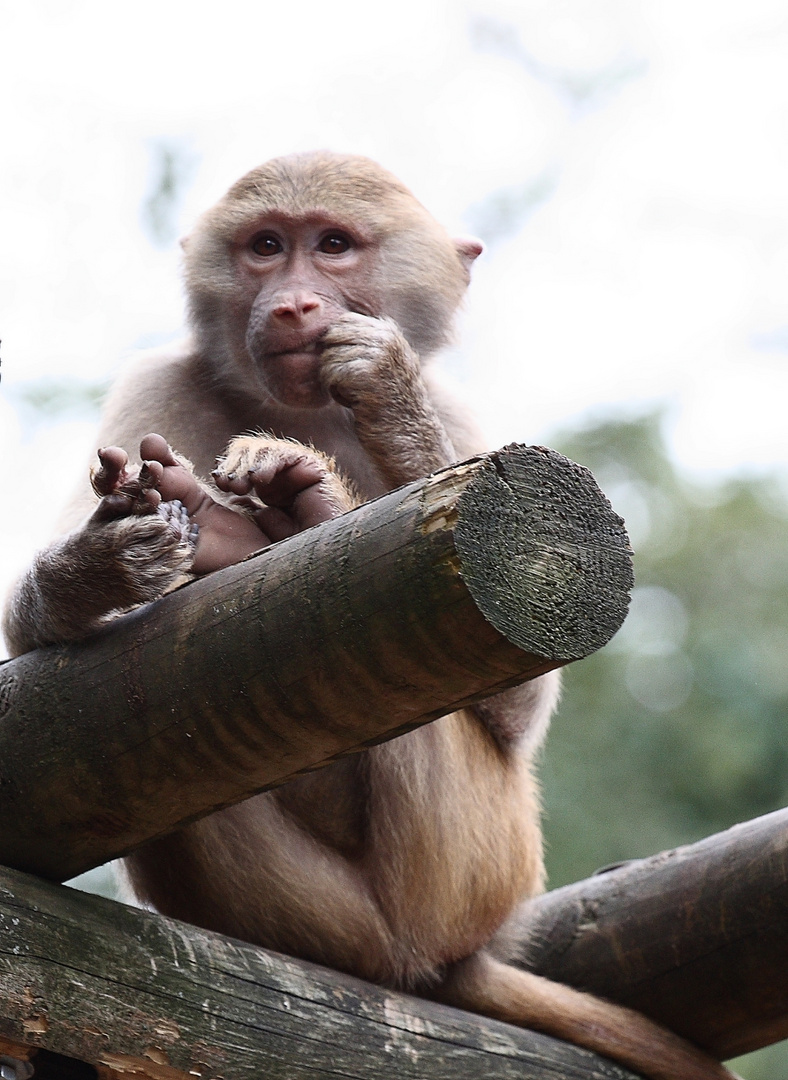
<box><xmin>180</xmin><ymin>235</ymin><xmax>191</xmax><ymax>252</ymax></box>
<box><xmin>453</xmin><ymin>236</ymin><xmax>484</xmax><ymax>273</ymax></box>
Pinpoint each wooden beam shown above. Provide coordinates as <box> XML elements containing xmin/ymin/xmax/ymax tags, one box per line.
<box><xmin>0</xmin><ymin>864</ymin><xmax>639</xmax><ymax>1080</ymax></box>
<box><xmin>0</xmin><ymin>445</ymin><xmax>632</xmax><ymax>883</ymax></box>
<box><xmin>511</xmin><ymin>807</ymin><xmax>788</xmax><ymax>1060</ymax></box>
<box><xmin>7</xmin><ymin>803</ymin><xmax>788</xmax><ymax>1078</ymax></box>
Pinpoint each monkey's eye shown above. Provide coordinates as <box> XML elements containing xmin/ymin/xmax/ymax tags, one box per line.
<box><xmin>318</xmin><ymin>233</ymin><xmax>351</xmax><ymax>255</ymax></box>
<box><xmin>251</xmin><ymin>234</ymin><xmax>283</xmax><ymax>257</ymax></box>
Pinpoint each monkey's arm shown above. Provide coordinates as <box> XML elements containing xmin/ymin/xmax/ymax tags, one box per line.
<box><xmin>321</xmin><ymin>315</ymin><xmax>558</xmax><ymax>751</ymax></box>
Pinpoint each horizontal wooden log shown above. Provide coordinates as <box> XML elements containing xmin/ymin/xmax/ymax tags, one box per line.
<box><xmin>510</xmin><ymin>807</ymin><xmax>788</xmax><ymax>1060</ymax></box>
<box><xmin>0</xmin><ymin>864</ymin><xmax>639</xmax><ymax>1080</ymax></box>
<box><xmin>0</xmin><ymin>445</ymin><xmax>632</xmax><ymax>883</ymax></box>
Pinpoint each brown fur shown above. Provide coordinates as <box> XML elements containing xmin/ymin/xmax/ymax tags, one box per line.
<box><xmin>3</xmin><ymin>153</ymin><xmax>736</xmax><ymax>1080</ymax></box>
<box><xmin>127</xmin><ymin>710</ymin><xmax>543</xmax><ymax>989</ymax></box>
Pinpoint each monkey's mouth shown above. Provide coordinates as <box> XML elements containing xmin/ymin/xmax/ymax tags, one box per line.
<box><xmin>269</xmin><ymin>342</ymin><xmax>321</xmax><ymax>359</ymax></box>
<box><xmin>266</xmin><ymin>330</ymin><xmax>333</xmax><ymax>361</ymax></box>
<box><xmin>261</xmin><ymin>344</ymin><xmax>331</xmax><ymax>410</ymax></box>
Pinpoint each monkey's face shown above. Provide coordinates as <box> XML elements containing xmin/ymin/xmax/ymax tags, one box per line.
<box><xmin>184</xmin><ymin>153</ymin><xmax>482</xmax><ymax>409</ymax></box>
<box><xmin>232</xmin><ymin>213</ymin><xmax>381</xmax><ymax>409</ymax></box>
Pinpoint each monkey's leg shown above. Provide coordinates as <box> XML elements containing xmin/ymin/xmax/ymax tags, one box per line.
<box><xmin>124</xmin><ymin>786</ymin><xmax>404</xmax><ymax>985</ymax></box>
<box><xmin>435</xmin><ymin>951</ymin><xmax>740</xmax><ymax>1080</ymax></box>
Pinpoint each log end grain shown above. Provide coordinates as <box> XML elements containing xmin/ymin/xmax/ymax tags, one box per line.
<box><xmin>454</xmin><ymin>445</ymin><xmax>633</xmax><ymax>660</ymax></box>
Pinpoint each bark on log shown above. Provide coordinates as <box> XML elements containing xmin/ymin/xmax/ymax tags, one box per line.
<box><xmin>0</xmin><ymin>445</ymin><xmax>632</xmax><ymax>882</ymax></box>
<box><xmin>509</xmin><ymin>807</ymin><xmax>788</xmax><ymax>1060</ymax></box>
<box><xmin>0</xmin><ymin>864</ymin><xmax>639</xmax><ymax>1080</ymax></box>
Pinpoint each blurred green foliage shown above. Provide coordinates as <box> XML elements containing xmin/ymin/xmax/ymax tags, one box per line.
<box><xmin>544</xmin><ymin>410</ymin><xmax>788</xmax><ymax>884</ymax></box>
<box><xmin>544</xmin><ymin>411</ymin><xmax>788</xmax><ymax>1079</ymax></box>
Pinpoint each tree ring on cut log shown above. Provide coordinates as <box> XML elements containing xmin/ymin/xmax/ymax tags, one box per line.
<box><xmin>453</xmin><ymin>444</ymin><xmax>633</xmax><ymax>661</ymax></box>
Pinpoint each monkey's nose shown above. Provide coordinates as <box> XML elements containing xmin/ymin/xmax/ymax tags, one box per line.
<box><xmin>272</xmin><ymin>292</ymin><xmax>322</xmax><ymax>320</ymax></box>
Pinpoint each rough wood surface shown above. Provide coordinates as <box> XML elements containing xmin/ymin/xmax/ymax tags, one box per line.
<box><xmin>511</xmin><ymin>807</ymin><xmax>788</xmax><ymax>1059</ymax></box>
<box><xmin>0</xmin><ymin>864</ymin><xmax>638</xmax><ymax>1080</ymax></box>
<box><xmin>0</xmin><ymin>445</ymin><xmax>632</xmax><ymax>883</ymax></box>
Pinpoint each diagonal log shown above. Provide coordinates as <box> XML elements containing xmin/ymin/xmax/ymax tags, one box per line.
<box><xmin>0</xmin><ymin>863</ymin><xmax>640</xmax><ymax>1080</ymax></box>
<box><xmin>509</xmin><ymin>807</ymin><xmax>788</xmax><ymax>1060</ymax></box>
<box><xmin>0</xmin><ymin>444</ymin><xmax>632</xmax><ymax>882</ymax></box>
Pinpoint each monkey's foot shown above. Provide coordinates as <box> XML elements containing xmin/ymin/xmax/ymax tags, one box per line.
<box><xmin>213</xmin><ymin>433</ymin><xmax>357</xmax><ymax>542</ymax></box>
<box><xmin>139</xmin><ymin>434</ymin><xmax>269</xmax><ymax>575</ymax></box>
<box><xmin>156</xmin><ymin>499</ymin><xmax>199</xmax><ymax>549</ymax></box>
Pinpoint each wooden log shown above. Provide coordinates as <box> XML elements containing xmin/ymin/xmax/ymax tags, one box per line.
<box><xmin>0</xmin><ymin>864</ymin><xmax>639</xmax><ymax>1080</ymax></box>
<box><xmin>510</xmin><ymin>807</ymin><xmax>788</xmax><ymax>1060</ymax></box>
<box><xmin>0</xmin><ymin>445</ymin><xmax>632</xmax><ymax>883</ymax></box>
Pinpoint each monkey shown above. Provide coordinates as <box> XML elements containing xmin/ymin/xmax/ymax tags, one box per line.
<box><xmin>2</xmin><ymin>153</ymin><xmax>738</xmax><ymax>1080</ymax></box>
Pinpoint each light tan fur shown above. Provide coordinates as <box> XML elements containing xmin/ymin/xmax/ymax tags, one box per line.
<box><xmin>3</xmin><ymin>153</ymin><xmax>736</xmax><ymax>1080</ymax></box>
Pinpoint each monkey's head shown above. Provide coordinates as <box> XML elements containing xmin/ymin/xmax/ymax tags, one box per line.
<box><xmin>183</xmin><ymin>152</ymin><xmax>482</xmax><ymax>409</ymax></box>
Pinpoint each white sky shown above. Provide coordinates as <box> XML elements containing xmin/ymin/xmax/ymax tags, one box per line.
<box><xmin>2</xmin><ymin>0</ymin><xmax>788</xmax><ymax>650</ymax></box>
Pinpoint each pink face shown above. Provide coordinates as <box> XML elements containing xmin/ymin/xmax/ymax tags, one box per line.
<box><xmin>235</xmin><ymin>213</ymin><xmax>379</xmax><ymax>409</ymax></box>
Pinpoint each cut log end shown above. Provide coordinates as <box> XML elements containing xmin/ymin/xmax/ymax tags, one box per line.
<box><xmin>454</xmin><ymin>445</ymin><xmax>633</xmax><ymax>660</ymax></box>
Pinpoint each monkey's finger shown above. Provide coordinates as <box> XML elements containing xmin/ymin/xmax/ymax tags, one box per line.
<box><xmin>290</xmin><ymin>483</ymin><xmax>346</xmax><ymax>530</ymax></box>
<box><xmin>138</xmin><ymin>460</ymin><xmax>165</xmax><ymax>490</ymax></box>
<box><xmin>139</xmin><ymin>433</ymin><xmax>180</xmax><ymax>467</ymax></box>
<box><xmin>212</xmin><ymin>469</ymin><xmax>255</xmax><ymax>496</ymax></box>
<box><xmin>90</xmin><ymin>492</ymin><xmax>139</xmax><ymax>523</ymax></box>
<box><xmin>319</xmin><ymin>310</ymin><xmax>381</xmax><ymax>345</ymax></box>
<box><xmin>250</xmin><ymin>459</ymin><xmax>328</xmax><ymax>506</ymax></box>
<box><xmin>140</xmin><ymin>488</ymin><xmax>163</xmax><ymax>510</ymax></box>
<box><xmin>213</xmin><ymin>457</ymin><xmax>321</xmax><ymax>498</ymax></box>
<box><xmin>97</xmin><ymin>485</ymin><xmax>162</xmax><ymax>519</ymax></box>
<box><xmin>91</xmin><ymin>445</ymin><xmax>131</xmax><ymax>496</ymax></box>
<box><xmin>250</xmin><ymin>505</ymin><xmax>299</xmax><ymax>544</ymax></box>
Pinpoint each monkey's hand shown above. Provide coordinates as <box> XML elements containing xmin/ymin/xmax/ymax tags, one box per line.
<box><xmin>1</xmin><ymin>447</ymin><xmax>197</xmax><ymax>657</ymax></box>
<box><xmin>213</xmin><ymin>434</ymin><xmax>357</xmax><ymax>544</ymax></box>
<box><xmin>319</xmin><ymin>313</ymin><xmax>457</xmax><ymax>487</ymax></box>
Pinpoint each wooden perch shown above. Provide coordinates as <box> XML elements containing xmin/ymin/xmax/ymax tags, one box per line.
<box><xmin>0</xmin><ymin>863</ymin><xmax>640</xmax><ymax>1080</ymax></box>
<box><xmin>4</xmin><ymin>807</ymin><xmax>788</xmax><ymax>1076</ymax></box>
<box><xmin>0</xmin><ymin>445</ymin><xmax>632</xmax><ymax>883</ymax></box>
<box><xmin>512</xmin><ymin>806</ymin><xmax>788</xmax><ymax>1060</ymax></box>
